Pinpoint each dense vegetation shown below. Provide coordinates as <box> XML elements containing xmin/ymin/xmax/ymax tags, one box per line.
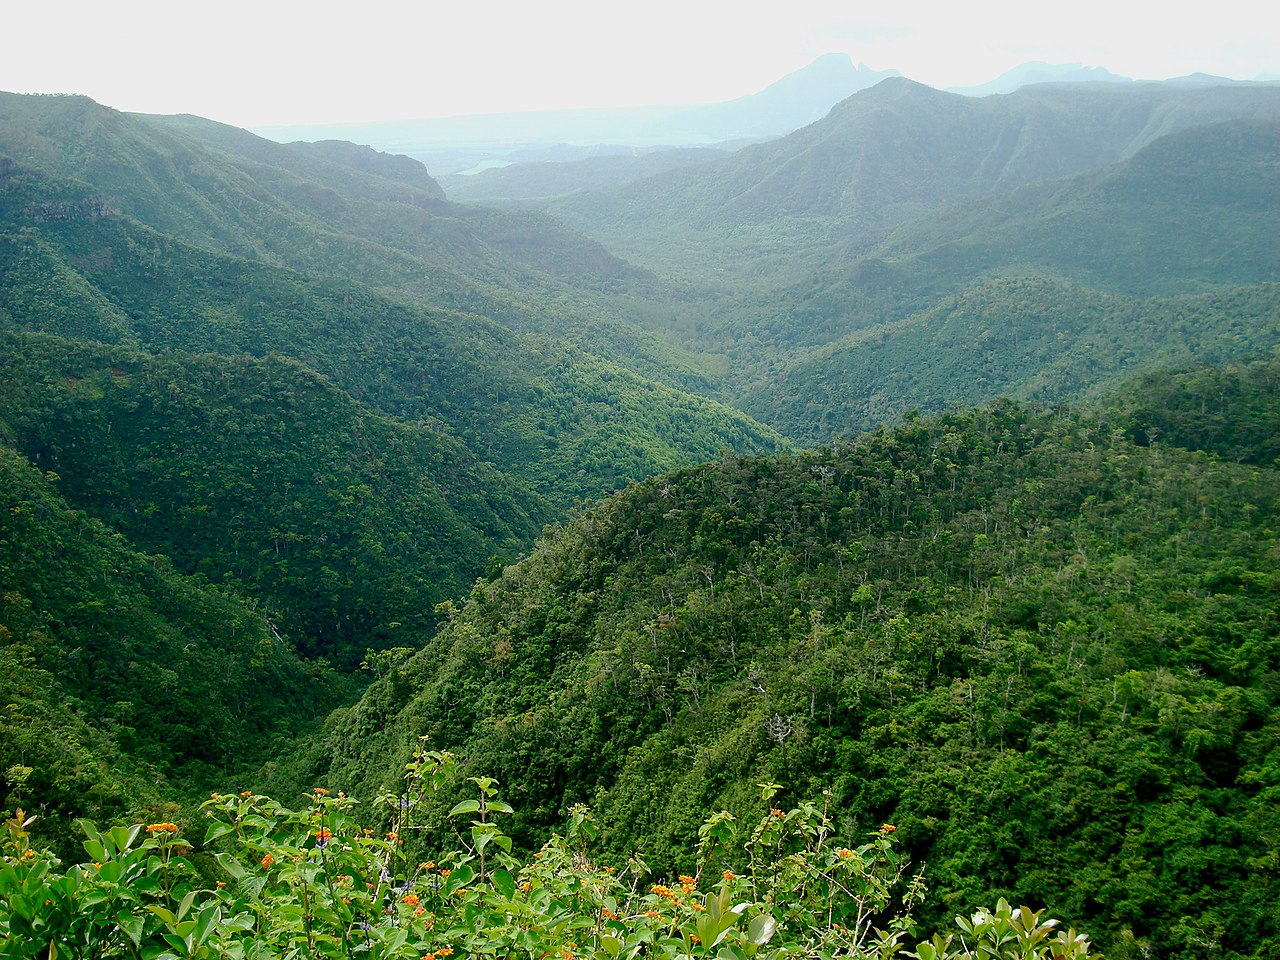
<box><xmin>742</xmin><ymin>280</ymin><xmax>1280</xmax><ymax>444</ymax></box>
<box><xmin>0</xmin><ymin>440</ymin><xmax>349</xmax><ymax>851</ymax></box>
<box><xmin>0</xmin><ymin>748</ymin><xmax>1099</xmax><ymax>960</ymax></box>
<box><xmin>0</xmin><ymin>331</ymin><xmax>540</xmax><ymax>665</ymax></box>
<box><xmin>3</xmin><ymin>76</ymin><xmax>1279</xmax><ymax>959</ymax></box>
<box><xmin>0</xmin><ymin>159</ymin><xmax>783</xmax><ymax>509</ymax></box>
<box><xmin>311</xmin><ymin>389</ymin><xmax>1280</xmax><ymax>958</ymax></box>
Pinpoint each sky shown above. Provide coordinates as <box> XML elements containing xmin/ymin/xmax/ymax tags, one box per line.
<box><xmin>3</xmin><ymin>0</ymin><xmax>1277</xmax><ymax>128</ymax></box>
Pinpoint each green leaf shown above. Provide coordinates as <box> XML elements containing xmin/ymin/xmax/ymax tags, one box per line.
<box><xmin>491</xmin><ymin>867</ymin><xmax>517</xmax><ymax>900</ymax></box>
<box><xmin>747</xmin><ymin>915</ymin><xmax>776</xmax><ymax>947</ymax></box>
<box><xmin>449</xmin><ymin>799</ymin><xmax>482</xmax><ymax>817</ymax></box>
<box><xmin>203</xmin><ymin>822</ymin><xmax>236</xmax><ymax>845</ymax></box>
<box><xmin>443</xmin><ymin>864</ymin><xmax>475</xmax><ymax>896</ymax></box>
<box><xmin>77</xmin><ymin>820</ymin><xmax>105</xmax><ymax>863</ymax></box>
<box><xmin>117</xmin><ymin>911</ymin><xmax>145</xmax><ymax>948</ymax></box>
<box><xmin>214</xmin><ymin>852</ymin><xmax>246</xmax><ymax>881</ymax></box>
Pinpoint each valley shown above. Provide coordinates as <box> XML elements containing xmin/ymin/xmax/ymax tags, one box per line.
<box><xmin>1</xmin><ymin>65</ymin><xmax>1278</xmax><ymax>958</ymax></box>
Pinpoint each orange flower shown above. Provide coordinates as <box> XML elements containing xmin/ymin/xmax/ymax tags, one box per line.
<box><xmin>145</xmin><ymin>822</ymin><xmax>178</xmax><ymax>834</ymax></box>
<box><xmin>722</xmin><ymin>870</ymin><xmax>736</xmax><ymax>882</ymax></box>
<box><xmin>881</xmin><ymin>823</ymin><xmax>896</xmax><ymax>833</ymax></box>
<box><xmin>402</xmin><ymin>893</ymin><xmax>420</xmax><ymax>906</ymax></box>
<box><xmin>313</xmin><ymin>787</ymin><xmax>330</xmax><ymax>795</ymax></box>
<box><xmin>771</xmin><ymin>808</ymin><xmax>785</xmax><ymax>818</ymax></box>
<box><xmin>260</xmin><ymin>854</ymin><xmax>274</xmax><ymax>869</ymax></box>
<box><xmin>837</xmin><ymin>848</ymin><xmax>854</xmax><ymax>859</ymax></box>
<box><xmin>315</xmin><ymin>828</ymin><xmax>332</xmax><ymax>843</ymax></box>
<box><xmin>437</xmin><ymin>949</ymin><xmax>455</xmax><ymax>957</ymax></box>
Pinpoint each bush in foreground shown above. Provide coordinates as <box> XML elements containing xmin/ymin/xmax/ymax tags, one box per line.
<box><xmin>0</xmin><ymin>742</ymin><xmax>1097</xmax><ymax>960</ymax></box>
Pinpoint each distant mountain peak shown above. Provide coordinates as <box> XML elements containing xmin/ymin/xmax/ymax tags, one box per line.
<box><xmin>949</xmin><ymin>61</ymin><xmax>1130</xmax><ymax>97</ymax></box>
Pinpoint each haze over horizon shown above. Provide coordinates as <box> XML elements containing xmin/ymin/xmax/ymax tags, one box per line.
<box><xmin>3</xmin><ymin>0</ymin><xmax>1277</xmax><ymax>129</ymax></box>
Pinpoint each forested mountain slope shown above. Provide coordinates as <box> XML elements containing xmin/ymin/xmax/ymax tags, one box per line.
<box><xmin>0</xmin><ymin>91</ymin><xmax>713</xmax><ymax>394</ymax></box>
<box><xmin>0</xmin><ymin>331</ymin><xmax>541</xmax><ymax>665</ymax></box>
<box><xmin>315</xmin><ymin>380</ymin><xmax>1280</xmax><ymax>959</ymax></box>
<box><xmin>617</xmin><ymin>116</ymin><xmax>1280</xmax><ymax>443</ymax></box>
<box><xmin>544</xmin><ymin>79</ymin><xmax>1280</xmax><ymax>273</ymax></box>
<box><xmin>0</xmin><ymin>441</ymin><xmax>347</xmax><ymax>849</ymax></box>
<box><xmin>0</xmin><ymin>158</ymin><xmax>784</xmax><ymax>508</ymax></box>
<box><xmin>741</xmin><ymin>280</ymin><xmax>1280</xmax><ymax>444</ymax></box>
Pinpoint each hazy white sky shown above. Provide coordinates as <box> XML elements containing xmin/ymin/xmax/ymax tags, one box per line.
<box><xmin>4</xmin><ymin>0</ymin><xmax>1276</xmax><ymax>127</ymax></box>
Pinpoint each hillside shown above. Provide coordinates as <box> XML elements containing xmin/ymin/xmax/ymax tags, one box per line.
<box><xmin>0</xmin><ymin>91</ymin><xmax>716</xmax><ymax>395</ymax></box>
<box><xmin>543</xmin><ymin>79</ymin><xmax>1280</xmax><ymax>275</ymax></box>
<box><xmin>0</xmin><ymin>439</ymin><xmax>348</xmax><ymax>850</ymax></box>
<box><xmin>739</xmin><ymin>280</ymin><xmax>1280</xmax><ymax>444</ymax></box>
<box><xmin>581</xmin><ymin>114</ymin><xmax>1280</xmax><ymax>442</ymax></box>
<box><xmin>0</xmin><ymin>332</ymin><xmax>542</xmax><ymax>665</ymax></box>
<box><xmin>0</xmin><ymin>154</ymin><xmax>784</xmax><ymax>508</ymax></box>
<box><xmin>312</xmin><ymin>381</ymin><xmax>1280</xmax><ymax>959</ymax></box>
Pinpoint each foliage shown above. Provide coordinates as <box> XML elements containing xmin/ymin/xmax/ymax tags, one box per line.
<box><xmin>0</xmin><ymin>331</ymin><xmax>541</xmax><ymax>665</ymax></box>
<box><xmin>0</xmin><ymin>744</ymin><xmax>1098</xmax><ymax>960</ymax></box>
<box><xmin>317</xmin><ymin>399</ymin><xmax>1280</xmax><ymax>958</ymax></box>
<box><xmin>0</xmin><ymin>443</ymin><xmax>351</xmax><ymax>850</ymax></box>
<box><xmin>742</xmin><ymin>280</ymin><xmax>1280</xmax><ymax>444</ymax></box>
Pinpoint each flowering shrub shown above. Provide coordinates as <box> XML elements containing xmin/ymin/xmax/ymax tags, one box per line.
<box><xmin>0</xmin><ymin>742</ymin><xmax>1099</xmax><ymax>959</ymax></box>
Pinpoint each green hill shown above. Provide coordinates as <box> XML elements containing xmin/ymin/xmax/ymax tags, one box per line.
<box><xmin>312</xmin><ymin>383</ymin><xmax>1280</xmax><ymax>958</ymax></box>
<box><xmin>543</xmin><ymin>79</ymin><xmax>1280</xmax><ymax>276</ymax></box>
<box><xmin>0</xmin><ymin>91</ymin><xmax>715</xmax><ymax>395</ymax></box>
<box><xmin>0</xmin><ymin>331</ymin><xmax>541</xmax><ymax>665</ymax></box>
<box><xmin>0</xmin><ymin>441</ymin><xmax>347</xmax><ymax>850</ymax></box>
<box><xmin>0</xmin><ymin>159</ymin><xmax>784</xmax><ymax>508</ymax></box>
<box><xmin>740</xmin><ymin>280</ymin><xmax>1280</xmax><ymax>444</ymax></box>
